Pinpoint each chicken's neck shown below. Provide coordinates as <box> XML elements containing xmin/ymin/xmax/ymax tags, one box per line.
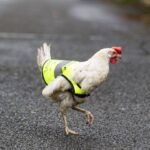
<box><xmin>88</xmin><ymin>53</ymin><xmax>110</xmax><ymax>71</ymax></box>
<box><xmin>78</xmin><ymin>54</ymin><xmax>110</xmax><ymax>93</ymax></box>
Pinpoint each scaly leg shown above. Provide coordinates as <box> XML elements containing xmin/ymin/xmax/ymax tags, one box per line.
<box><xmin>72</xmin><ymin>106</ymin><xmax>94</xmax><ymax>125</ymax></box>
<box><xmin>62</xmin><ymin>113</ymin><xmax>79</xmax><ymax>135</ymax></box>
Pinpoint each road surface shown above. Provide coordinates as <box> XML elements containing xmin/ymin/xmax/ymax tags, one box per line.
<box><xmin>0</xmin><ymin>0</ymin><xmax>150</xmax><ymax>149</ymax></box>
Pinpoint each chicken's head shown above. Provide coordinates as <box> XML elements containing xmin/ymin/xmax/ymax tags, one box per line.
<box><xmin>109</xmin><ymin>47</ymin><xmax>122</xmax><ymax>64</ymax></box>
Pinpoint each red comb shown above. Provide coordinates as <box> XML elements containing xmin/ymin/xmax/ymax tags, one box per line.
<box><xmin>112</xmin><ymin>47</ymin><xmax>122</xmax><ymax>54</ymax></box>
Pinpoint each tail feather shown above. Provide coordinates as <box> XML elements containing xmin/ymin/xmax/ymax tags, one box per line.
<box><xmin>43</xmin><ymin>43</ymin><xmax>51</xmax><ymax>58</ymax></box>
<box><xmin>37</xmin><ymin>43</ymin><xmax>51</xmax><ymax>71</ymax></box>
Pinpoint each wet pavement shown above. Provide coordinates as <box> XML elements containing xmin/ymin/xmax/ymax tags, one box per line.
<box><xmin>0</xmin><ymin>0</ymin><xmax>150</xmax><ymax>149</ymax></box>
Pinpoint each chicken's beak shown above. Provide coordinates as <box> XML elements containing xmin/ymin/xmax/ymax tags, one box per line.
<box><xmin>117</xmin><ymin>54</ymin><xmax>122</xmax><ymax>59</ymax></box>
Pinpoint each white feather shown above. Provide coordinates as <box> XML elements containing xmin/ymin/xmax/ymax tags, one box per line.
<box><xmin>37</xmin><ymin>43</ymin><xmax>51</xmax><ymax>71</ymax></box>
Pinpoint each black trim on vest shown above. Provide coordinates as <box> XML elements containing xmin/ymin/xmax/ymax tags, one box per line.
<box><xmin>61</xmin><ymin>74</ymin><xmax>75</xmax><ymax>93</ymax></box>
<box><xmin>74</xmin><ymin>93</ymin><xmax>90</xmax><ymax>98</ymax></box>
<box><xmin>42</xmin><ymin>59</ymin><xmax>49</xmax><ymax>85</ymax></box>
<box><xmin>61</xmin><ymin>75</ymin><xmax>90</xmax><ymax>98</ymax></box>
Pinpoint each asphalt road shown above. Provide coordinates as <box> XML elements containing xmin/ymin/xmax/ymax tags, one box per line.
<box><xmin>0</xmin><ymin>0</ymin><xmax>150</xmax><ymax>149</ymax></box>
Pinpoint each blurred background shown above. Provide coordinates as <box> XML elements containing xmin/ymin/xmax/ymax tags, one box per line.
<box><xmin>0</xmin><ymin>0</ymin><xmax>149</xmax><ymax>35</ymax></box>
<box><xmin>0</xmin><ymin>0</ymin><xmax>150</xmax><ymax>149</ymax></box>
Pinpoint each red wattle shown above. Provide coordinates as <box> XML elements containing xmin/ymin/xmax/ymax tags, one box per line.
<box><xmin>110</xmin><ymin>57</ymin><xmax>117</xmax><ymax>64</ymax></box>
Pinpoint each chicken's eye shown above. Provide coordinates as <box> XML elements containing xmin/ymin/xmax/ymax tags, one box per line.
<box><xmin>112</xmin><ymin>51</ymin><xmax>117</xmax><ymax>56</ymax></box>
<box><xmin>113</xmin><ymin>51</ymin><xmax>116</xmax><ymax>54</ymax></box>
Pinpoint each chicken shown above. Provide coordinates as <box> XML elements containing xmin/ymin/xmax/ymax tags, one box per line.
<box><xmin>37</xmin><ymin>43</ymin><xmax>122</xmax><ymax>135</ymax></box>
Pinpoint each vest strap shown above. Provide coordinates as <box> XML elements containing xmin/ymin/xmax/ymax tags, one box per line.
<box><xmin>61</xmin><ymin>75</ymin><xmax>90</xmax><ymax>98</ymax></box>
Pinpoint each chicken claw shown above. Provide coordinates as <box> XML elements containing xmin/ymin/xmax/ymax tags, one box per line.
<box><xmin>65</xmin><ymin>127</ymin><xmax>79</xmax><ymax>135</ymax></box>
<box><xmin>62</xmin><ymin>113</ymin><xmax>79</xmax><ymax>135</ymax></box>
<box><xmin>85</xmin><ymin>111</ymin><xmax>94</xmax><ymax>125</ymax></box>
<box><xmin>72</xmin><ymin>106</ymin><xmax>94</xmax><ymax>125</ymax></box>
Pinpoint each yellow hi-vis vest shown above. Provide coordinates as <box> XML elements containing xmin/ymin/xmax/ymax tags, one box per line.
<box><xmin>42</xmin><ymin>59</ymin><xmax>89</xmax><ymax>97</ymax></box>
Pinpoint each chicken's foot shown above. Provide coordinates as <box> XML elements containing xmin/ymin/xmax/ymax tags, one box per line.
<box><xmin>62</xmin><ymin>113</ymin><xmax>79</xmax><ymax>135</ymax></box>
<box><xmin>72</xmin><ymin>106</ymin><xmax>94</xmax><ymax>125</ymax></box>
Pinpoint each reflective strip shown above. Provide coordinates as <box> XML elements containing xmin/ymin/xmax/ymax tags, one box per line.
<box><xmin>54</xmin><ymin>60</ymin><xmax>70</xmax><ymax>78</ymax></box>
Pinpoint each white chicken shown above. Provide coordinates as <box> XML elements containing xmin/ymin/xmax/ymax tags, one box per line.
<box><xmin>37</xmin><ymin>43</ymin><xmax>122</xmax><ymax>135</ymax></box>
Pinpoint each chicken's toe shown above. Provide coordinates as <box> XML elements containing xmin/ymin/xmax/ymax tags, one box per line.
<box><xmin>86</xmin><ymin>111</ymin><xmax>94</xmax><ymax>125</ymax></box>
<box><xmin>65</xmin><ymin>127</ymin><xmax>79</xmax><ymax>135</ymax></box>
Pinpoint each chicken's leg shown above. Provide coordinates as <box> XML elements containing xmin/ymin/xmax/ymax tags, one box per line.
<box><xmin>72</xmin><ymin>106</ymin><xmax>94</xmax><ymax>125</ymax></box>
<box><xmin>62</xmin><ymin>113</ymin><xmax>79</xmax><ymax>135</ymax></box>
